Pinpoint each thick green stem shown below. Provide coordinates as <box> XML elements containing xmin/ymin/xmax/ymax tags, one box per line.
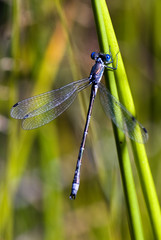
<box><xmin>92</xmin><ymin>0</ymin><xmax>161</xmax><ymax>239</ymax></box>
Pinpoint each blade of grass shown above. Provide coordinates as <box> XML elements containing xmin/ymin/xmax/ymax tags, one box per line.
<box><xmin>0</xmin><ymin>0</ymin><xmax>20</xmax><ymax>237</ymax></box>
<box><xmin>100</xmin><ymin>1</ymin><xmax>161</xmax><ymax>239</ymax></box>
<box><xmin>0</xmin><ymin>5</ymin><xmax>70</xmax><ymax>239</ymax></box>
<box><xmin>37</xmin><ymin>2</ymin><xmax>78</xmax><ymax>239</ymax></box>
<box><xmin>92</xmin><ymin>0</ymin><xmax>145</xmax><ymax>239</ymax></box>
<box><xmin>39</xmin><ymin>126</ymin><xmax>63</xmax><ymax>240</ymax></box>
<box><xmin>92</xmin><ymin>0</ymin><xmax>161</xmax><ymax>239</ymax></box>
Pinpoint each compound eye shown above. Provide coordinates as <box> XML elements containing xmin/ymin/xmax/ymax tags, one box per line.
<box><xmin>91</xmin><ymin>52</ymin><xmax>99</xmax><ymax>60</ymax></box>
<box><xmin>105</xmin><ymin>54</ymin><xmax>111</xmax><ymax>62</ymax></box>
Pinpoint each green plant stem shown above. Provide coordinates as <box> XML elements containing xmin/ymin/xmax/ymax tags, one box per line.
<box><xmin>100</xmin><ymin>1</ymin><xmax>161</xmax><ymax>239</ymax></box>
<box><xmin>91</xmin><ymin>1</ymin><xmax>144</xmax><ymax>240</ymax></box>
<box><xmin>92</xmin><ymin>0</ymin><xmax>161</xmax><ymax>239</ymax></box>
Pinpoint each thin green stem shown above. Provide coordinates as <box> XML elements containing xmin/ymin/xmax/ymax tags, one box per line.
<box><xmin>99</xmin><ymin>1</ymin><xmax>161</xmax><ymax>239</ymax></box>
<box><xmin>92</xmin><ymin>0</ymin><xmax>161</xmax><ymax>239</ymax></box>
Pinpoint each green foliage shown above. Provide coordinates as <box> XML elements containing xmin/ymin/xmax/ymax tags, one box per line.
<box><xmin>92</xmin><ymin>0</ymin><xmax>161</xmax><ymax>239</ymax></box>
<box><xmin>0</xmin><ymin>0</ymin><xmax>161</xmax><ymax>240</ymax></box>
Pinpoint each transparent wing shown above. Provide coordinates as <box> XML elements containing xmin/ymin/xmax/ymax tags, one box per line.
<box><xmin>11</xmin><ymin>78</ymin><xmax>91</xmax><ymax>129</ymax></box>
<box><xmin>98</xmin><ymin>82</ymin><xmax>148</xmax><ymax>143</ymax></box>
<box><xmin>11</xmin><ymin>78</ymin><xmax>90</xmax><ymax>119</ymax></box>
<box><xmin>22</xmin><ymin>91</ymin><xmax>77</xmax><ymax>130</ymax></box>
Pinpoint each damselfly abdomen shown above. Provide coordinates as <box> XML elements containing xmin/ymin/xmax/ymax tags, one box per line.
<box><xmin>10</xmin><ymin>51</ymin><xmax>148</xmax><ymax>199</ymax></box>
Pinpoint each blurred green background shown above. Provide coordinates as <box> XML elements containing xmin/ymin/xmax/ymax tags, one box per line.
<box><xmin>0</xmin><ymin>0</ymin><xmax>161</xmax><ymax>239</ymax></box>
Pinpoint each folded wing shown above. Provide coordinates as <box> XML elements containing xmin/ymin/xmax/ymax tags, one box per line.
<box><xmin>98</xmin><ymin>82</ymin><xmax>148</xmax><ymax>143</ymax></box>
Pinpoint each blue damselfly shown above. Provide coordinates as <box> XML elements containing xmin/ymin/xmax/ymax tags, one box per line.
<box><xmin>10</xmin><ymin>51</ymin><xmax>148</xmax><ymax>199</ymax></box>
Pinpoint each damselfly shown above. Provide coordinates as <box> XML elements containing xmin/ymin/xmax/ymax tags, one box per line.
<box><xmin>10</xmin><ymin>51</ymin><xmax>148</xmax><ymax>199</ymax></box>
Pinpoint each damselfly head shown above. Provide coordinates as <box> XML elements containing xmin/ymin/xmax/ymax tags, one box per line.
<box><xmin>104</xmin><ymin>54</ymin><xmax>111</xmax><ymax>62</ymax></box>
<box><xmin>91</xmin><ymin>52</ymin><xmax>99</xmax><ymax>60</ymax></box>
<box><xmin>91</xmin><ymin>52</ymin><xmax>111</xmax><ymax>63</ymax></box>
<box><xmin>99</xmin><ymin>53</ymin><xmax>111</xmax><ymax>62</ymax></box>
